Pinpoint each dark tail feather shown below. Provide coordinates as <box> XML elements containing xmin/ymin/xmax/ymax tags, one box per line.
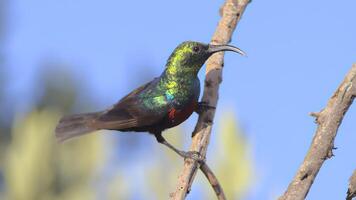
<box><xmin>55</xmin><ymin>112</ymin><xmax>102</xmax><ymax>142</ymax></box>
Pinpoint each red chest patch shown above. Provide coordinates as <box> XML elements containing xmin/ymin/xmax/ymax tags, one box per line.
<box><xmin>167</xmin><ymin>101</ymin><xmax>197</xmax><ymax>127</ymax></box>
<box><xmin>168</xmin><ymin>108</ymin><xmax>177</xmax><ymax>119</ymax></box>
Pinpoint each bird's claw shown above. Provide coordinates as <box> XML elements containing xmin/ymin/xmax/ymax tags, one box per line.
<box><xmin>195</xmin><ymin>101</ymin><xmax>216</xmax><ymax>114</ymax></box>
<box><xmin>180</xmin><ymin>150</ymin><xmax>205</xmax><ymax>163</ymax></box>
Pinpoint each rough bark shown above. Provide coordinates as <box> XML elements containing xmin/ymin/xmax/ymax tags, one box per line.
<box><xmin>279</xmin><ymin>64</ymin><xmax>356</xmax><ymax>200</ymax></box>
<box><xmin>346</xmin><ymin>169</ymin><xmax>356</xmax><ymax>200</ymax></box>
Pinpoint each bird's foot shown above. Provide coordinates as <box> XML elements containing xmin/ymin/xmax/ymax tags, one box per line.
<box><xmin>195</xmin><ymin>101</ymin><xmax>216</xmax><ymax>114</ymax></box>
<box><xmin>154</xmin><ymin>133</ymin><xmax>205</xmax><ymax>163</ymax></box>
<box><xmin>178</xmin><ymin>150</ymin><xmax>205</xmax><ymax>163</ymax></box>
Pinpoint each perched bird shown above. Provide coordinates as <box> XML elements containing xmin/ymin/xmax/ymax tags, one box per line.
<box><xmin>55</xmin><ymin>41</ymin><xmax>245</xmax><ymax>159</ymax></box>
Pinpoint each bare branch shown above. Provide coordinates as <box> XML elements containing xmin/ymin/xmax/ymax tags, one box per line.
<box><xmin>200</xmin><ymin>163</ymin><xmax>227</xmax><ymax>200</ymax></box>
<box><xmin>169</xmin><ymin>0</ymin><xmax>250</xmax><ymax>199</ymax></box>
<box><xmin>346</xmin><ymin>169</ymin><xmax>356</xmax><ymax>200</ymax></box>
<box><xmin>279</xmin><ymin>64</ymin><xmax>356</xmax><ymax>200</ymax></box>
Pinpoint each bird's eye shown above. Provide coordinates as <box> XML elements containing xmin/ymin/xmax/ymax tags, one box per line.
<box><xmin>193</xmin><ymin>46</ymin><xmax>200</xmax><ymax>53</ymax></box>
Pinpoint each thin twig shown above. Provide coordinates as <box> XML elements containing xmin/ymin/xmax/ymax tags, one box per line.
<box><xmin>200</xmin><ymin>163</ymin><xmax>227</xmax><ymax>200</ymax></box>
<box><xmin>279</xmin><ymin>64</ymin><xmax>356</xmax><ymax>200</ymax></box>
<box><xmin>169</xmin><ymin>0</ymin><xmax>250</xmax><ymax>199</ymax></box>
<box><xmin>346</xmin><ymin>169</ymin><xmax>356</xmax><ymax>200</ymax></box>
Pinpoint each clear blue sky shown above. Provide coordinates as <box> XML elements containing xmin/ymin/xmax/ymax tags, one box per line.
<box><xmin>4</xmin><ymin>0</ymin><xmax>356</xmax><ymax>199</ymax></box>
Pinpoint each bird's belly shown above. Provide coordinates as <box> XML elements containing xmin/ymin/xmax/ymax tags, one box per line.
<box><xmin>164</xmin><ymin>100</ymin><xmax>197</xmax><ymax>128</ymax></box>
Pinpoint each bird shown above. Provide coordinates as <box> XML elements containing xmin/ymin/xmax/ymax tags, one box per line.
<box><xmin>55</xmin><ymin>41</ymin><xmax>245</xmax><ymax>159</ymax></box>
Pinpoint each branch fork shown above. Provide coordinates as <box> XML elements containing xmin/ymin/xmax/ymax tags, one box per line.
<box><xmin>170</xmin><ymin>0</ymin><xmax>250</xmax><ymax>199</ymax></box>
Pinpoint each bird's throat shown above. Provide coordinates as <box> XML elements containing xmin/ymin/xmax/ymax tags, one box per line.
<box><xmin>161</xmin><ymin>66</ymin><xmax>198</xmax><ymax>101</ymax></box>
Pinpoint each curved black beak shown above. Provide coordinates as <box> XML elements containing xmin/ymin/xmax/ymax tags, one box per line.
<box><xmin>208</xmin><ymin>44</ymin><xmax>246</xmax><ymax>56</ymax></box>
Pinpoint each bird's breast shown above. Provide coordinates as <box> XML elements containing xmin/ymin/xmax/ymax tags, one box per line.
<box><xmin>165</xmin><ymin>99</ymin><xmax>197</xmax><ymax>128</ymax></box>
<box><xmin>147</xmin><ymin>76</ymin><xmax>200</xmax><ymax>129</ymax></box>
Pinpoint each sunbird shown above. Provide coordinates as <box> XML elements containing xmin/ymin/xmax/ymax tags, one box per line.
<box><xmin>55</xmin><ymin>41</ymin><xmax>245</xmax><ymax>159</ymax></box>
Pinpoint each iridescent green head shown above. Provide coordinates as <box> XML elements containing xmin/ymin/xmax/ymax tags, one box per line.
<box><xmin>165</xmin><ymin>41</ymin><xmax>245</xmax><ymax>76</ymax></box>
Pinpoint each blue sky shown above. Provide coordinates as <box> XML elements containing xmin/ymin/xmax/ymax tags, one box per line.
<box><xmin>4</xmin><ymin>0</ymin><xmax>356</xmax><ymax>199</ymax></box>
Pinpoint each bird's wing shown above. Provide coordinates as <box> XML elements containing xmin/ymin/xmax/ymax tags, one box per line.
<box><xmin>93</xmin><ymin>78</ymin><xmax>166</xmax><ymax>130</ymax></box>
<box><xmin>118</xmin><ymin>78</ymin><xmax>157</xmax><ymax>101</ymax></box>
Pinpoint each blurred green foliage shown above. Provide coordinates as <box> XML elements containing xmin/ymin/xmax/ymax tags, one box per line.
<box><xmin>0</xmin><ymin>65</ymin><xmax>109</xmax><ymax>200</ymax></box>
<box><xmin>4</xmin><ymin>110</ymin><xmax>103</xmax><ymax>200</ymax></box>
<box><xmin>216</xmin><ymin>112</ymin><xmax>254</xmax><ymax>199</ymax></box>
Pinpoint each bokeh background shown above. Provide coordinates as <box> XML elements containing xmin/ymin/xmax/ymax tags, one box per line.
<box><xmin>0</xmin><ymin>0</ymin><xmax>355</xmax><ymax>199</ymax></box>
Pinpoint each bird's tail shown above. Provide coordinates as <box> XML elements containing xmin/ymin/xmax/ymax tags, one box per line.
<box><xmin>55</xmin><ymin>112</ymin><xmax>102</xmax><ymax>142</ymax></box>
